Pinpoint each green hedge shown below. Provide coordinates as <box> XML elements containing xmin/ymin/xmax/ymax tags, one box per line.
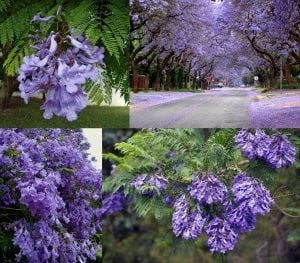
<box><xmin>276</xmin><ymin>83</ymin><xmax>300</xmax><ymax>89</ymax></box>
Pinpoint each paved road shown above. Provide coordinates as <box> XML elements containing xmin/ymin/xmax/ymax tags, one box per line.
<box><xmin>130</xmin><ymin>88</ymin><xmax>256</xmax><ymax>128</ymax></box>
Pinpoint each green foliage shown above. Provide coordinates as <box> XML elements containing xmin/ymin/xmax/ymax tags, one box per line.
<box><xmin>134</xmin><ymin>195</ymin><xmax>172</xmax><ymax>220</ymax></box>
<box><xmin>0</xmin><ymin>231</ymin><xmax>17</xmax><ymax>262</ymax></box>
<box><xmin>247</xmin><ymin>159</ymin><xmax>277</xmax><ymax>187</ymax></box>
<box><xmin>287</xmin><ymin>227</ymin><xmax>300</xmax><ymax>242</ymax></box>
<box><xmin>65</xmin><ymin>0</ymin><xmax>100</xmax><ymax>44</ymax></box>
<box><xmin>200</xmin><ymin>129</ymin><xmax>241</xmax><ymax>174</ymax></box>
<box><xmin>0</xmin><ymin>1</ymin><xmax>54</xmax><ymax>46</ymax></box>
<box><xmin>104</xmin><ymin>128</ymin><xmax>289</xmax><ymax>221</ymax></box>
<box><xmin>242</xmin><ymin>74</ymin><xmax>254</xmax><ymax>85</ymax></box>
<box><xmin>276</xmin><ymin>83</ymin><xmax>300</xmax><ymax>89</ymax></box>
<box><xmin>0</xmin><ymin>232</ymin><xmax>13</xmax><ymax>251</ymax></box>
<box><xmin>2</xmin><ymin>40</ymin><xmax>30</xmax><ymax>76</ymax></box>
<box><xmin>0</xmin><ymin>0</ymin><xmax>56</xmax><ymax>76</ymax></box>
<box><xmin>66</xmin><ymin>0</ymin><xmax>129</xmax><ymax>59</ymax></box>
<box><xmin>99</xmin><ymin>0</ymin><xmax>129</xmax><ymax>60</ymax></box>
<box><xmin>290</xmin><ymin>66</ymin><xmax>300</xmax><ymax>78</ymax></box>
<box><xmin>84</xmin><ymin>69</ymin><xmax>114</xmax><ymax>106</ymax></box>
<box><xmin>104</xmin><ymin>50</ymin><xmax>130</xmax><ymax>103</ymax></box>
<box><xmin>66</xmin><ymin>0</ymin><xmax>130</xmax><ymax>103</ymax></box>
<box><xmin>0</xmin><ymin>0</ymin><xmax>12</xmax><ymax>13</ymax></box>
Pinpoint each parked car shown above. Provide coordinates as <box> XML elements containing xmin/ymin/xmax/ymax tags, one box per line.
<box><xmin>214</xmin><ymin>82</ymin><xmax>224</xmax><ymax>88</ymax></box>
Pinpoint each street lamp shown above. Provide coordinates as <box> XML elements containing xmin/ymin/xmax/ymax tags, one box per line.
<box><xmin>254</xmin><ymin>76</ymin><xmax>259</xmax><ymax>87</ymax></box>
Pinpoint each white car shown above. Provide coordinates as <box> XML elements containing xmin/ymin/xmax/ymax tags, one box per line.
<box><xmin>215</xmin><ymin>82</ymin><xmax>224</xmax><ymax>88</ymax></box>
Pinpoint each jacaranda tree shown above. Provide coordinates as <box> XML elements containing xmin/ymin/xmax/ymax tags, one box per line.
<box><xmin>0</xmin><ymin>129</ymin><xmax>102</xmax><ymax>262</ymax></box>
<box><xmin>130</xmin><ymin>0</ymin><xmax>300</xmax><ymax>90</ymax></box>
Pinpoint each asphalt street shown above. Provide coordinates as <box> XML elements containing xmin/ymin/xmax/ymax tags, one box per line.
<box><xmin>130</xmin><ymin>88</ymin><xmax>256</xmax><ymax>128</ymax></box>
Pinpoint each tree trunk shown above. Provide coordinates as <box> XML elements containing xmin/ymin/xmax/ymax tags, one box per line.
<box><xmin>170</xmin><ymin>69</ymin><xmax>176</xmax><ymax>90</ymax></box>
<box><xmin>184</xmin><ymin>73</ymin><xmax>188</xmax><ymax>89</ymax></box>
<box><xmin>284</xmin><ymin>63</ymin><xmax>293</xmax><ymax>84</ymax></box>
<box><xmin>0</xmin><ymin>42</ymin><xmax>16</xmax><ymax>110</ymax></box>
<box><xmin>153</xmin><ymin>59</ymin><xmax>161</xmax><ymax>91</ymax></box>
<box><xmin>165</xmin><ymin>70</ymin><xmax>172</xmax><ymax>91</ymax></box>
<box><xmin>269</xmin><ymin>67</ymin><xmax>278</xmax><ymax>88</ymax></box>
<box><xmin>153</xmin><ymin>71</ymin><xmax>160</xmax><ymax>91</ymax></box>
<box><xmin>0</xmin><ymin>74</ymin><xmax>17</xmax><ymax>110</ymax></box>
<box><xmin>131</xmin><ymin>60</ymin><xmax>139</xmax><ymax>93</ymax></box>
<box><xmin>192</xmin><ymin>75</ymin><xmax>197</xmax><ymax>90</ymax></box>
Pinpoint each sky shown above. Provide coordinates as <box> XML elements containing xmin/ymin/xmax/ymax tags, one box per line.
<box><xmin>82</xmin><ymin>129</ymin><xmax>102</xmax><ymax>169</ymax></box>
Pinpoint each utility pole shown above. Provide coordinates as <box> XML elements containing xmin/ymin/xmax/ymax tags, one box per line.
<box><xmin>280</xmin><ymin>56</ymin><xmax>283</xmax><ymax>92</ymax></box>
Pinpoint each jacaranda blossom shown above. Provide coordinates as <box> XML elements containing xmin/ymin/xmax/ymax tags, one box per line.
<box><xmin>169</xmin><ymin>173</ymin><xmax>274</xmax><ymax>253</ymax></box>
<box><xmin>172</xmin><ymin>194</ymin><xmax>206</xmax><ymax>240</ymax></box>
<box><xmin>266</xmin><ymin>134</ymin><xmax>297</xmax><ymax>168</ymax></box>
<box><xmin>205</xmin><ymin>217</ymin><xmax>238</xmax><ymax>253</ymax></box>
<box><xmin>18</xmin><ymin>10</ymin><xmax>105</xmax><ymax>121</ymax></box>
<box><xmin>231</xmin><ymin>173</ymin><xmax>274</xmax><ymax>216</ymax></box>
<box><xmin>188</xmin><ymin>174</ymin><xmax>227</xmax><ymax>204</ymax></box>
<box><xmin>131</xmin><ymin>168</ymin><xmax>168</xmax><ymax>195</ymax></box>
<box><xmin>235</xmin><ymin>129</ymin><xmax>296</xmax><ymax>168</ymax></box>
<box><xmin>0</xmin><ymin>129</ymin><xmax>102</xmax><ymax>263</ymax></box>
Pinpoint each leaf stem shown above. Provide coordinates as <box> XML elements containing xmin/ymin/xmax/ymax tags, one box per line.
<box><xmin>0</xmin><ymin>206</ymin><xmax>25</xmax><ymax>211</ymax></box>
<box><xmin>274</xmin><ymin>203</ymin><xmax>300</xmax><ymax>218</ymax></box>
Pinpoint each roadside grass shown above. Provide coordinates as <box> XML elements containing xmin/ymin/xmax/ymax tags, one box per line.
<box><xmin>171</xmin><ymin>88</ymin><xmax>204</xmax><ymax>93</ymax></box>
<box><xmin>136</xmin><ymin>88</ymin><xmax>204</xmax><ymax>93</ymax></box>
<box><xmin>0</xmin><ymin>97</ymin><xmax>129</xmax><ymax>128</ymax></box>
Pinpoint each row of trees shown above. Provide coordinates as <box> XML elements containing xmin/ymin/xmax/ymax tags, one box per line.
<box><xmin>130</xmin><ymin>0</ymin><xmax>300</xmax><ymax>91</ymax></box>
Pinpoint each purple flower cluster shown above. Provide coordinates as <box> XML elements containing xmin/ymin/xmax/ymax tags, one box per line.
<box><xmin>172</xmin><ymin>173</ymin><xmax>274</xmax><ymax>253</ymax></box>
<box><xmin>172</xmin><ymin>195</ymin><xmax>206</xmax><ymax>240</ymax></box>
<box><xmin>131</xmin><ymin>168</ymin><xmax>168</xmax><ymax>195</ymax></box>
<box><xmin>188</xmin><ymin>174</ymin><xmax>227</xmax><ymax>204</ymax></box>
<box><xmin>18</xmin><ymin>10</ymin><xmax>105</xmax><ymax>121</ymax></box>
<box><xmin>231</xmin><ymin>173</ymin><xmax>274</xmax><ymax>216</ymax></box>
<box><xmin>101</xmin><ymin>189</ymin><xmax>127</xmax><ymax>216</ymax></box>
<box><xmin>235</xmin><ymin>129</ymin><xmax>296</xmax><ymax>168</ymax></box>
<box><xmin>0</xmin><ymin>129</ymin><xmax>102</xmax><ymax>262</ymax></box>
<box><xmin>266</xmin><ymin>134</ymin><xmax>297</xmax><ymax>168</ymax></box>
<box><xmin>205</xmin><ymin>218</ymin><xmax>238</xmax><ymax>253</ymax></box>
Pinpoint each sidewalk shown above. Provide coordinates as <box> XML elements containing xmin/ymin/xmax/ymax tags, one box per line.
<box><xmin>254</xmin><ymin>89</ymin><xmax>300</xmax><ymax>102</ymax></box>
<box><xmin>250</xmin><ymin>90</ymin><xmax>300</xmax><ymax>127</ymax></box>
<box><xmin>130</xmin><ymin>91</ymin><xmax>201</xmax><ymax>110</ymax></box>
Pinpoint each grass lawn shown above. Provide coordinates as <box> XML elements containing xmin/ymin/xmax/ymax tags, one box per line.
<box><xmin>0</xmin><ymin>97</ymin><xmax>129</xmax><ymax>128</ymax></box>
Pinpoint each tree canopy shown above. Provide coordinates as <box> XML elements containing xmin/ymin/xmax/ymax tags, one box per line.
<box><xmin>130</xmin><ymin>0</ymin><xmax>300</xmax><ymax>90</ymax></box>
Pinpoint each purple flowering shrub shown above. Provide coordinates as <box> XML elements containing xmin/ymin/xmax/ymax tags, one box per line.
<box><xmin>18</xmin><ymin>7</ymin><xmax>105</xmax><ymax>121</ymax></box>
<box><xmin>103</xmin><ymin>129</ymin><xmax>298</xmax><ymax>255</ymax></box>
<box><xmin>0</xmin><ymin>129</ymin><xmax>102</xmax><ymax>262</ymax></box>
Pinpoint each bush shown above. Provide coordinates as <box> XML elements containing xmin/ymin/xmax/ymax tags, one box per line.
<box><xmin>276</xmin><ymin>83</ymin><xmax>300</xmax><ymax>89</ymax></box>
